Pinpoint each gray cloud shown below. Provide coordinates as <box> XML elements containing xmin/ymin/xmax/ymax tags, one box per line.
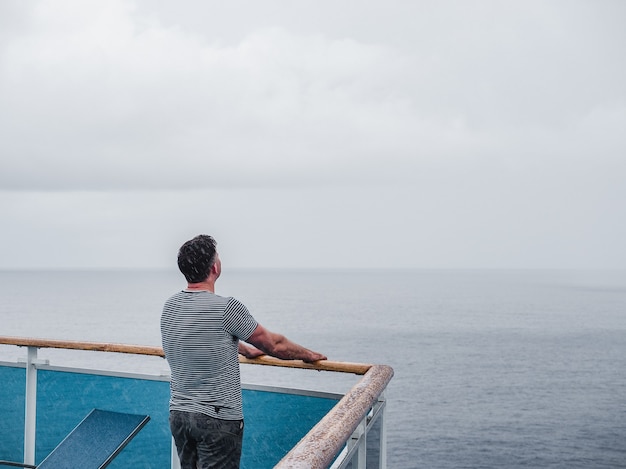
<box><xmin>1</xmin><ymin>0</ymin><xmax>624</xmax><ymax>191</ymax></box>
<box><xmin>0</xmin><ymin>0</ymin><xmax>624</xmax><ymax>269</ymax></box>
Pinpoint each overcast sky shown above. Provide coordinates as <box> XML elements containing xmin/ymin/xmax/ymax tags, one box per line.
<box><xmin>0</xmin><ymin>0</ymin><xmax>624</xmax><ymax>270</ymax></box>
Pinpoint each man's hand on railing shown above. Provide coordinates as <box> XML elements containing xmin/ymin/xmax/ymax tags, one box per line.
<box><xmin>238</xmin><ymin>342</ymin><xmax>266</xmax><ymax>359</ymax></box>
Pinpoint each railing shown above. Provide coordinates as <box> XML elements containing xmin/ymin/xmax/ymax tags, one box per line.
<box><xmin>0</xmin><ymin>336</ymin><xmax>393</xmax><ymax>469</ymax></box>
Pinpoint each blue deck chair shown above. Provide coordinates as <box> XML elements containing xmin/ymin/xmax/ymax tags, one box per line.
<box><xmin>0</xmin><ymin>409</ymin><xmax>150</xmax><ymax>469</ymax></box>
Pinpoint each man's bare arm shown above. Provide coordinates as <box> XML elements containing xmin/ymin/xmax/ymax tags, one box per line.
<box><xmin>245</xmin><ymin>324</ymin><xmax>327</xmax><ymax>363</ymax></box>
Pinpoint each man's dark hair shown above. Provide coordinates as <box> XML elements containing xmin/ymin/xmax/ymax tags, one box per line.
<box><xmin>177</xmin><ymin>235</ymin><xmax>218</xmax><ymax>283</ymax></box>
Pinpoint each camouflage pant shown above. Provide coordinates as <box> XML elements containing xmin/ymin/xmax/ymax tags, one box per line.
<box><xmin>169</xmin><ymin>410</ymin><xmax>244</xmax><ymax>469</ymax></box>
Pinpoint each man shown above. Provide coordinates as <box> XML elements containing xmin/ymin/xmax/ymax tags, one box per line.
<box><xmin>161</xmin><ymin>234</ymin><xmax>327</xmax><ymax>469</ymax></box>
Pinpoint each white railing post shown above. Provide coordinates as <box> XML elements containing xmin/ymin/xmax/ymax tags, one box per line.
<box><xmin>357</xmin><ymin>421</ymin><xmax>367</xmax><ymax>469</ymax></box>
<box><xmin>347</xmin><ymin>419</ymin><xmax>367</xmax><ymax>469</ymax></box>
<box><xmin>378</xmin><ymin>393</ymin><xmax>388</xmax><ymax>469</ymax></box>
<box><xmin>24</xmin><ymin>346</ymin><xmax>38</xmax><ymax>466</ymax></box>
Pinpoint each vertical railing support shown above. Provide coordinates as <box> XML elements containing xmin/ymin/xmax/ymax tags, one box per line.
<box><xmin>378</xmin><ymin>393</ymin><xmax>388</xmax><ymax>469</ymax></box>
<box><xmin>347</xmin><ymin>419</ymin><xmax>367</xmax><ymax>469</ymax></box>
<box><xmin>24</xmin><ymin>346</ymin><xmax>38</xmax><ymax>466</ymax></box>
<box><xmin>356</xmin><ymin>419</ymin><xmax>367</xmax><ymax>468</ymax></box>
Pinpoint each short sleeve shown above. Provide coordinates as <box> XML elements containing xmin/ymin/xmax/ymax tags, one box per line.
<box><xmin>223</xmin><ymin>297</ymin><xmax>258</xmax><ymax>341</ymax></box>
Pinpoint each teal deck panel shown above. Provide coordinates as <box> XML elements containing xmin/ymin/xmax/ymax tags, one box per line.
<box><xmin>35</xmin><ymin>370</ymin><xmax>170</xmax><ymax>468</ymax></box>
<box><xmin>0</xmin><ymin>366</ymin><xmax>26</xmax><ymax>463</ymax></box>
<box><xmin>242</xmin><ymin>389</ymin><xmax>339</xmax><ymax>468</ymax></box>
<box><xmin>0</xmin><ymin>365</ymin><xmax>339</xmax><ymax>468</ymax></box>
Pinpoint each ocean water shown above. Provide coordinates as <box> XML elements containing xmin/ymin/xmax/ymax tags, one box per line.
<box><xmin>1</xmin><ymin>269</ymin><xmax>625</xmax><ymax>468</ymax></box>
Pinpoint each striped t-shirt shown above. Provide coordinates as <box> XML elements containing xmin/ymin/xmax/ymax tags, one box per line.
<box><xmin>161</xmin><ymin>290</ymin><xmax>258</xmax><ymax>420</ymax></box>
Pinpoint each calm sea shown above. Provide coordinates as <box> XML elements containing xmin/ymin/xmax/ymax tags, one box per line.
<box><xmin>1</xmin><ymin>269</ymin><xmax>625</xmax><ymax>468</ymax></box>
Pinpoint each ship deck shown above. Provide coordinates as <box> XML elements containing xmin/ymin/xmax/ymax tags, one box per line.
<box><xmin>0</xmin><ymin>336</ymin><xmax>393</xmax><ymax>468</ymax></box>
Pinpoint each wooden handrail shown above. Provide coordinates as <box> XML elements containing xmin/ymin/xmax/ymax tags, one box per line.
<box><xmin>239</xmin><ymin>355</ymin><xmax>372</xmax><ymax>375</ymax></box>
<box><xmin>0</xmin><ymin>336</ymin><xmax>372</xmax><ymax>375</ymax></box>
<box><xmin>0</xmin><ymin>336</ymin><xmax>164</xmax><ymax>357</ymax></box>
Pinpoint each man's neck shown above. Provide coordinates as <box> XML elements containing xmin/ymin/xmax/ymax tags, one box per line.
<box><xmin>185</xmin><ymin>279</ymin><xmax>215</xmax><ymax>292</ymax></box>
